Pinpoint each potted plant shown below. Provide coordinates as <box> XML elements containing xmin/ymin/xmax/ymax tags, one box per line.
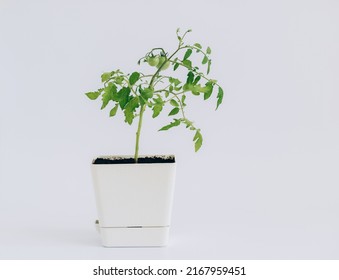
<box><xmin>85</xmin><ymin>29</ymin><xmax>224</xmax><ymax>247</ymax></box>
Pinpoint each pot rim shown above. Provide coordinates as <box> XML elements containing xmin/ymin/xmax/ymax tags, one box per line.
<box><xmin>92</xmin><ymin>155</ymin><xmax>176</xmax><ymax>165</ymax></box>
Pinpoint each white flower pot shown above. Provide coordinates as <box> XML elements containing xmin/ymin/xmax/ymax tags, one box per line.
<box><xmin>91</xmin><ymin>155</ymin><xmax>176</xmax><ymax>247</ymax></box>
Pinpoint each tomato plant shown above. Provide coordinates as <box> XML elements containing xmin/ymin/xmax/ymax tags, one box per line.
<box><xmin>85</xmin><ymin>29</ymin><xmax>224</xmax><ymax>162</ymax></box>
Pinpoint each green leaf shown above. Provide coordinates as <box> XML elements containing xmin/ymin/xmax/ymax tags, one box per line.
<box><xmin>203</xmin><ymin>82</ymin><xmax>214</xmax><ymax>100</ymax></box>
<box><xmin>109</xmin><ymin>104</ymin><xmax>118</xmax><ymax>117</ymax></box>
<box><xmin>186</xmin><ymin>71</ymin><xmax>194</xmax><ymax>84</ymax></box>
<box><xmin>101</xmin><ymin>72</ymin><xmax>112</xmax><ymax>82</ymax></box>
<box><xmin>183</xmin><ymin>83</ymin><xmax>192</xmax><ymax>92</ymax></box>
<box><xmin>216</xmin><ymin>86</ymin><xmax>224</xmax><ymax>110</ymax></box>
<box><xmin>193</xmin><ymin>130</ymin><xmax>199</xmax><ymax>141</ymax></box>
<box><xmin>182</xmin><ymin>60</ymin><xmax>192</xmax><ymax>68</ymax></box>
<box><xmin>129</xmin><ymin>72</ymin><xmax>140</xmax><ymax>85</ymax></box>
<box><xmin>124</xmin><ymin>97</ymin><xmax>139</xmax><ymax>124</ymax></box>
<box><xmin>206</xmin><ymin>46</ymin><xmax>212</xmax><ymax>54</ymax></box>
<box><xmin>183</xmin><ymin>49</ymin><xmax>193</xmax><ymax>60</ymax></box>
<box><xmin>191</xmin><ymin>90</ymin><xmax>200</xmax><ymax>96</ymax></box>
<box><xmin>140</xmin><ymin>87</ymin><xmax>154</xmax><ymax>100</ymax></box>
<box><xmin>168</xmin><ymin>107</ymin><xmax>179</xmax><ymax>116</ymax></box>
<box><xmin>202</xmin><ymin>56</ymin><xmax>208</xmax><ymax>65</ymax></box>
<box><xmin>159</xmin><ymin>119</ymin><xmax>181</xmax><ymax>131</ymax></box>
<box><xmin>152</xmin><ymin>95</ymin><xmax>161</xmax><ymax>102</ymax></box>
<box><xmin>101</xmin><ymin>83</ymin><xmax>117</xmax><ymax>109</ymax></box>
<box><xmin>101</xmin><ymin>93</ymin><xmax>110</xmax><ymax>109</ymax></box>
<box><xmin>181</xmin><ymin>95</ymin><xmax>186</xmax><ymax>106</ymax></box>
<box><xmin>153</xmin><ymin>96</ymin><xmax>163</xmax><ymax>103</ymax></box>
<box><xmin>115</xmin><ymin>76</ymin><xmax>124</xmax><ymax>85</ymax></box>
<box><xmin>169</xmin><ymin>77</ymin><xmax>181</xmax><ymax>86</ymax></box>
<box><xmin>193</xmin><ymin>130</ymin><xmax>203</xmax><ymax>152</ymax></box>
<box><xmin>85</xmin><ymin>91</ymin><xmax>100</xmax><ymax>100</ymax></box>
<box><xmin>170</xmin><ymin>99</ymin><xmax>179</xmax><ymax>107</ymax></box>
<box><xmin>186</xmin><ymin>83</ymin><xmax>207</xmax><ymax>95</ymax></box>
<box><xmin>193</xmin><ymin>75</ymin><xmax>201</xmax><ymax>85</ymax></box>
<box><xmin>112</xmin><ymin>89</ymin><xmax>120</xmax><ymax>102</ymax></box>
<box><xmin>165</xmin><ymin>91</ymin><xmax>169</xmax><ymax>98</ymax></box>
<box><xmin>105</xmin><ymin>82</ymin><xmax>118</xmax><ymax>97</ymax></box>
<box><xmin>207</xmin><ymin>60</ymin><xmax>212</xmax><ymax>74</ymax></box>
<box><xmin>174</xmin><ymin>63</ymin><xmax>180</xmax><ymax>71</ymax></box>
<box><xmin>194</xmin><ymin>43</ymin><xmax>202</xmax><ymax>49</ymax></box>
<box><xmin>118</xmin><ymin>87</ymin><xmax>131</xmax><ymax>109</ymax></box>
<box><xmin>152</xmin><ymin>103</ymin><xmax>163</xmax><ymax>118</ymax></box>
<box><xmin>182</xmin><ymin>118</ymin><xmax>193</xmax><ymax>128</ymax></box>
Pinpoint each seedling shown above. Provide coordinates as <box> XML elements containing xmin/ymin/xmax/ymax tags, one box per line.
<box><xmin>85</xmin><ymin>29</ymin><xmax>224</xmax><ymax>162</ymax></box>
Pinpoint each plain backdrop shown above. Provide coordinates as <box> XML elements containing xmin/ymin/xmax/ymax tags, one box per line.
<box><xmin>0</xmin><ymin>0</ymin><xmax>338</xmax><ymax>259</ymax></box>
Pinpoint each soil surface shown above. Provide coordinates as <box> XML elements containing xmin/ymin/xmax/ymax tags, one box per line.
<box><xmin>93</xmin><ymin>155</ymin><xmax>175</xmax><ymax>164</ymax></box>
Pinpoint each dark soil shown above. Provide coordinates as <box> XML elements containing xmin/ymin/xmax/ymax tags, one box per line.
<box><xmin>93</xmin><ymin>155</ymin><xmax>175</xmax><ymax>164</ymax></box>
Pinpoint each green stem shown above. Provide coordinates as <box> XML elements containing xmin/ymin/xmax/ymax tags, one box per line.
<box><xmin>133</xmin><ymin>45</ymin><xmax>184</xmax><ymax>163</ymax></box>
<box><xmin>134</xmin><ymin>104</ymin><xmax>146</xmax><ymax>163</ymax></box>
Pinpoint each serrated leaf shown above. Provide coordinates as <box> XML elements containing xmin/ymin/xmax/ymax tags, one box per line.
<box><xmin>152</xmin><ymin>103</ymin><xmax>163</xmax><ymax>118</ymax></box>
<box><xmin>182</xmin><ymin>60</ymin><xmax>192</xmax><ymax>68</ymax></box>
<box><xmin>109</xmin><ymin>104</ymin><xmax>118</xmax><ymax>117</ymax></box>
<box><xmin>174</xmin><ymin>63</ymin><xmax>179</xmax><ymax>71</ymax></box>
<box><xmin>101</xmin><ymin>93</ymin><xmax>110</xmax><ymax>109</ymax></box>
<box><xmin>203</xmin><ymin>82</ymin><xmax>214</xmax><ymax>100</ymax></box>
<box><xmin>85</xmin><ymin>91</ymin><xmax>100</xmax><ymax>100</ymax></box>
<box><xmin>101</xmin><ymin>72</ymin><xmax>112</xmax><ymax>82</ymax></box>
<box><xmin>118</xmin><ymin>87</ymin><xmax>131</xmax><ymax>109</ymax></box>
<box><xmin>170</xmin><ymin>99</ymin><xmax>179</xmax><ymax>107</ymax></box>
<box><xmin>194</xmin><ymin>43</ymin><xmax>202</xmax><ymax>49</ymax></box>
<box><xmin>193</xmin><ymin>130</ymin><xmax>203</xmax><ymax>152</ymax></box>
<box><xmin>168</xmin><ymin>107</ymin><xmax>179</xmax><ymax>116</ymax></box>
<box><xmin>216</xmin><ymin>86</ymin><xmax>224</xmax><ymax>110</ymax></box>
<box><xmin>124</xmin><ymin>97</ymin><xmax>139</xmax><ymax>124</ymax></box>
<box><xmin>202</xmin><ymin>55</ymin><xmax>208</xmax><ymax>64</ymax></box>
<box><xmin>159</xmin><ymin>119</ymin><xmax>181</xmax><ymax>131</ymax></box>
<box><xmin>129</xmin><ymin>72</ymin><xmax>140</xmax><ymax>85</ymax></box>
<box><xmin>207</xmin><ymin>60</ymin><xmax>212</xmax><ymax>74</ymax></box>
<box><xmin>183</xmin><ymin>49</ymin><xmax>193</xmax><ymax>60</ymax></box>
<box><xmin>206</xmin><ymin>46</ymin><xmax>211</xmax><ymax>54</ymax></box>
<box><xmin>105</xmin><ymin>82</ymin><xmax>118</xmax><ymax>98</ymax></box>
<box><xmin>101</xmin><ymin>83</ymin><xmax>116</xmax><ymax>109</ymax></box>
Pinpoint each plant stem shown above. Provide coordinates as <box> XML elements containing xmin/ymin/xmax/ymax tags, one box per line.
<box><xmin>133</xmin><ymin>45</ymin><xmax>184</xmax><ymax>163</ymax></box>
<box><xmin>134</xmin><ymin>104</ymin><xmax>146</xmax><ymax>163</ymax></box>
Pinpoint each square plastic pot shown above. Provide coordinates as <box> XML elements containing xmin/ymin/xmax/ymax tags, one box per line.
<box><xmin>91</xmin><ymin>155</ymin><xmax>176</xmax><ymax>247</ymax></box>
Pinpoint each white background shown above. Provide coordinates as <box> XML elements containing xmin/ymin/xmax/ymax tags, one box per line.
<box><xmin>0</xmin><ymin>0</ymin><xmax>338</xmax><ymax>259</ymax></box>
